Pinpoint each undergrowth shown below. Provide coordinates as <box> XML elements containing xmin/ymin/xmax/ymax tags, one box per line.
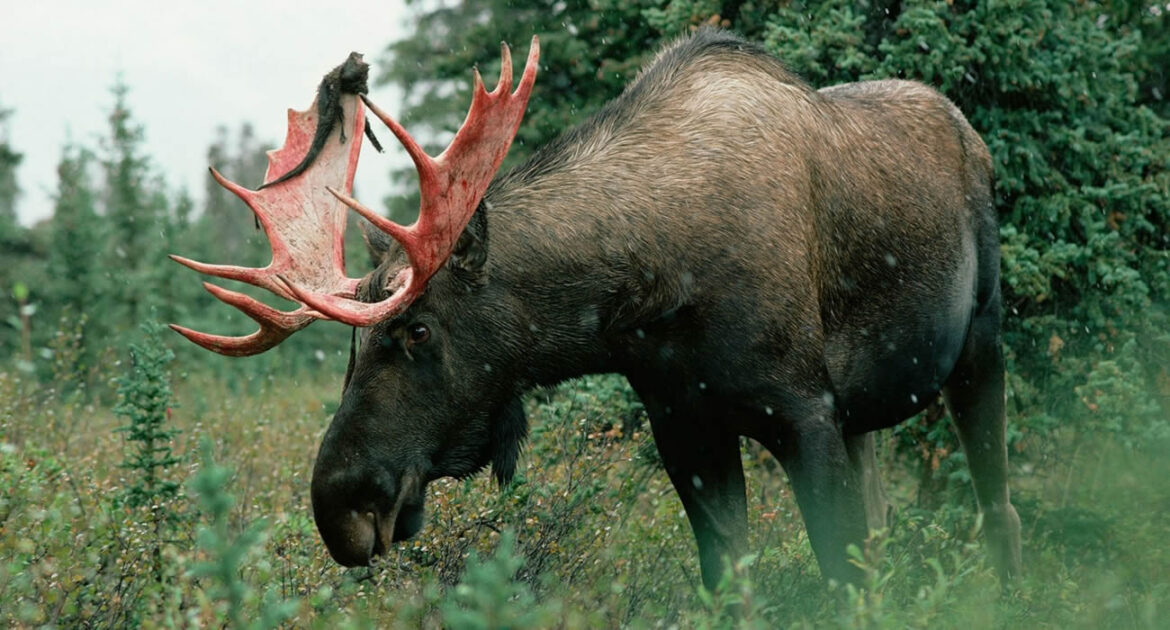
<box><xmin>0</xmin><ymin>364</ymin><xmax>1167</xmax><ymax>628</ymax></box>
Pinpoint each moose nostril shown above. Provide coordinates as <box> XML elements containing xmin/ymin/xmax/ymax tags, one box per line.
<box><xmin>320</xmin><ymin>509</ymin><xmax>377</xmax><ymax>567</ymax></box>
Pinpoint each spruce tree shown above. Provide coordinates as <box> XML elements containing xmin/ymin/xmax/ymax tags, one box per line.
<box><xmin>46</xmin><ymin>145</ymin><xmax>105</xmax><ymax>384</ymax></box>
<box><xmin>103</xmin><ymin>80</ymin><xmax>154</xmax><ymax>270</ymax></box>
<box><xmin>0</xmin><ymin>102</ymin><xmax>20</xmax><ymax>230</ymax></box>
<box><xmin>114</xmin><ymin>320</ymin><xmax>180</xmax><ymax>510</ymax></box>
<box><xmin>100</xmin><ymin>79</ymin><xmax>169</xmax><ymax>333</ymax></box>
<box><xmin>0</xmin><ymin>101</ymin><xmax>30</xmax><ymax>363</ymax></box>
<box><xmin>49</xmin><ymin>145</ymin><xmax>101</xmax><ymax>315</ymax></box>
<box><xmin>114</xmin><ymin>320</ymin><xmax>181</xmax><ymax>580</ymax></box>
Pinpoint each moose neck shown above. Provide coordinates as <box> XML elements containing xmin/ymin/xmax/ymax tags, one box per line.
<box><xmin>481</xmin><ymin>176</ymin><xmax>688</xmax><ymax>388</ymax></box>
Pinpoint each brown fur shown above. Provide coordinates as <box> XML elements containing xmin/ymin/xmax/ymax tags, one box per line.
<box><xmin>312</xmin><ymin>29</ymin><xmax>1021</xmax><ymax>591</ymax></box>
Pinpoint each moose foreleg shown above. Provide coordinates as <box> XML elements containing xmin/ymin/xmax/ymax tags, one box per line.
<box><xmin>776</xmin><ymin>415</ymin><xmax>869</xmax><ymax>587</ymax></box>
<box><xmin>648</xmin><ymin>409</ymin><xmax>749</xmax><ymax>592</ymax></box>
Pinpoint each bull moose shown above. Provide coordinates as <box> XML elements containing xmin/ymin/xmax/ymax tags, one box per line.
<box><xmin>170</xmin><ymin>29</ymin><xmax>1022</xmax><ymax>590</ymax></box>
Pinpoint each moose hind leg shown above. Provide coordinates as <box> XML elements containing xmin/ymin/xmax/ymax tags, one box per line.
<box><xmin>647</xmin><ymin>408</ymin><xmax>748</xmax><ymax>592</ymax></box>
<box><xmin>942</xmin><ymin>308</ymin><xmax>1022</xmax><ymax>583</ymax></box>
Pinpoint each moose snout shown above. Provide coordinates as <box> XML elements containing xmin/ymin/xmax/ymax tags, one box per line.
<box><xmin>310</xmin><ymin>462</ymin><xmax>426</xmax><ymax>566</ymax></box>
<box><xmin>315</xmin><ymin>507</ymin><xmax>379</xmax><ymax>567</ymax></box>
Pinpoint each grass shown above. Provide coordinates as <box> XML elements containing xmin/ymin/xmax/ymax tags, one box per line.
<box><xmin>1</xmin><ymin>366</ymin><xmax>1167</xmax><ymax>628</ymax></box>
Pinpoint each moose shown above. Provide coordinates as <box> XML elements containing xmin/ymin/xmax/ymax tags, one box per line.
<box><xmin>170</xmin><ymin>30</ymin><xmax>1021</xmax><ymax>590</ymax></box>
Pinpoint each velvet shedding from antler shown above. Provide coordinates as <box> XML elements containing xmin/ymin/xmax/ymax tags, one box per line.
<box><xmin>284</xmin><ymin>37</ymin><xmax>540</xmax><ymax>327</ymax></box>
<box><xmin>169</xmin><ymin>38</ymin><xmax>539</xmax><ymax>356</ymax></box>
<box><xmin>168</xmin><ymin>87</ymin><xmax>366</xmax><ymax>356</ymax></box>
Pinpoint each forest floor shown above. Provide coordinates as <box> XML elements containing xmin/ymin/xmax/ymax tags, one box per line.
<box><xmin>1</xmin><ymin>370</ymin><xmax>1167</xmax><ymax>628</ymax></box>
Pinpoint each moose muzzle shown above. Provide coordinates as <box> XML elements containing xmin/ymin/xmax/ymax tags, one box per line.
<box><xmin>310</xmin><ymin>461</ymin><xmax>425</xmax><ymax>566</ymax></box>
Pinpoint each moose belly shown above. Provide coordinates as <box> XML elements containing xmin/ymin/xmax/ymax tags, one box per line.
<box><xmin>823</xmin><ymin>285</ymin><xmax>974</xmax><ymax>435</ymax></box>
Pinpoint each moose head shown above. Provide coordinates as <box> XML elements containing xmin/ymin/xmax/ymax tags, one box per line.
<box><xmin>171</xmin><ymin>39</ymin><xmax>540</xmax><ymax>565</ymax></box>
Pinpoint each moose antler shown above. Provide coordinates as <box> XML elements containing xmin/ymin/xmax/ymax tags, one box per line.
<box><xmin>282</xmin><ymin>37</ymin><xmax>540</xmax><ymax>326</ymax></box>
<box><xmin>169</xmin><ymin>84</ymin><xmax>366</xmax><ymax>356</ymax></box>
<box><xmin>170</xmin><ymin>38</ymin><xmax>539</xmax><ymax>355</ymax></box>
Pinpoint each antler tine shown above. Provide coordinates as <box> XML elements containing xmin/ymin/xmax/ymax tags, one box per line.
<box><xmin>496</xmin><ymin>42</ymin><xmax>513</xmax><ymax>94</ymax></box>
<box><xmin>169</xmin><ymin>280</ymin><xmax>314</xmax><ymax>355</ymax></box>
<box><xmin>169</xmin><ymin>322</ymin><xmax>301</xmax><ymax>357</ymax></box>
<box><xmin>358</xmin><ymin>94</ymin><xmax>437</xmax><ymax>185</ymax></box>
<box><xmin>518</xmin><ymin>36</ymin><xmax>539</xmax><ymax>98</ymax></box>
<box><xmin>168</xmin><ymin>254</ymin><xmax>269</xmax><ymax>288</ymax></box>
<box><xmin>207</xmin><ymin>166</ymin><xmax>286</xmax><ymax>238</ymax></box>
<box><xmin>325</xmin><ymin>186</ymin><xmax>416</xmax><ymax>256</ymax></box>
<box><xmin>169</xmin><ymin>252</ymin><xmax>303</xmax><ymax>304</ymax></box>
<box><xmin>208</xmin><ymin>166</ymin><xmax>256</xmax><ymax>206</ymax></box>
<box><xmin>472</xmin><ymin>68</ymin><xmax>486</xmax><ymax>97</ymax></box>
<box><xmin>201</xmin><ymin>282</ymin><xmax>301</xmax><ymax>326</ymax></box>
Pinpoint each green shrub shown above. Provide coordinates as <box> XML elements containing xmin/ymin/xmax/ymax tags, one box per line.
<box><xmin>440</xmin><ymin>529</ymin><xmax>561</xmax><ymax>630</ymax></box>
<box><xmin>188</xmin><ymin>437</ymin><xmax>299</xmax><ymax>629</ymax></box>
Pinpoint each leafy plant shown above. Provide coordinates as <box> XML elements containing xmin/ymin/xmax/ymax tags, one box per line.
<box><xmin>188</xmin><ymin>437</ymin><xmax>298</xmax><ymax>629</ymax></box>
<box><xmin>440</xmin><ymin>529</ymin><xmax>561</xmax><ymax>630</ymax></box>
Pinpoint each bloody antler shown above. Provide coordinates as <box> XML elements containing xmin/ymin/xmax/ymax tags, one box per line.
<box><xmin>170</xmin><ymin>38</ymin><xmax>539</xmax><ymax>355</ymax></box>
<box><xmin>169</xmin><ymin>83</ymin><xmax>366</xmax><ymax>356</ymax></box>
<box><xmin>283</xmin><ymin>37</ymin><xmax>540</xmax><ymax>326</ymax></box>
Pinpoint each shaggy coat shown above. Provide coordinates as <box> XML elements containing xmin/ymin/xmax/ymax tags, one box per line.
<box><xmin>311</xmin><ymin>29</ymin><xmax>1021</xmax><ymax>589</ymax></box>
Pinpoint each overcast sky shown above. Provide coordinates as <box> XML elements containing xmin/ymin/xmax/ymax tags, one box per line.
<box><xmin>1</xmin><ymin>0</ymin><xmax>414</xmax><ymax>226</ymax></box>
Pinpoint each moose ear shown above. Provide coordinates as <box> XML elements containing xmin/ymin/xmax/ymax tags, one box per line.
<box><xmin>490</xmin><ymin>395</ymin><xmax>528</xmax><ymax>488</ymax></box>
<box><xmin>449</xmin><ymin>202</ymin><xmax>489</xmax><ymax>283</ymax></box>
<box><xmin>359</xmin><ymin>217</ymin><xmax>395</xmax><ymax>267</ymax></box>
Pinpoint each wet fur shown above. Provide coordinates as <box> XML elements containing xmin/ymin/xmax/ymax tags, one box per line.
<box><xmin>315</xmin><ymin>29</ymin><xmax>1020</xmax><ymax>588</ymax></box>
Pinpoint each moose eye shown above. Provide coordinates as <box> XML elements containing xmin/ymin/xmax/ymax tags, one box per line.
<box><xmin>407</xmin><ymin>324</ymin><xmax>431</xmax><ymax>345</ymax></box>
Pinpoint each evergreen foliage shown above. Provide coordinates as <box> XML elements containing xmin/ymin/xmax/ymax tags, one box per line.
<box><xmin>0</xmin><ymin>100</ymin><xmax>31</xmax><ymax>363</ymax></box>
<box><xmin>113</xmin><ymin>319</ymin><xmax>181</xmax><ymax>585</ymax></box>
<box><xmin>46</xmin><ymin>145</ymin><xmax>104</xmax><ymax>382</ymax></box>
<box><xmin>48</xmin><ymin>146</ymin><xmax>102</xmax><ymax>320</ymax></box>
<box><xmin>0</xmin><ymin>101</ymin><xmax>21</xmax><ymax>229</ymax></box>
<box><xmin>440</xmin><ymin>529</ymin><xmax>560</xmax><ymax>629</ymax></box>
<box><xmin>101</xmin><ymin>80</ymin><xmax>172</xmax><ymax>327</ymax></box>
<box><xmin>114</xmin><ymin>319</ymin><xmax>180</xmax><ymax>510</ymax></box>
